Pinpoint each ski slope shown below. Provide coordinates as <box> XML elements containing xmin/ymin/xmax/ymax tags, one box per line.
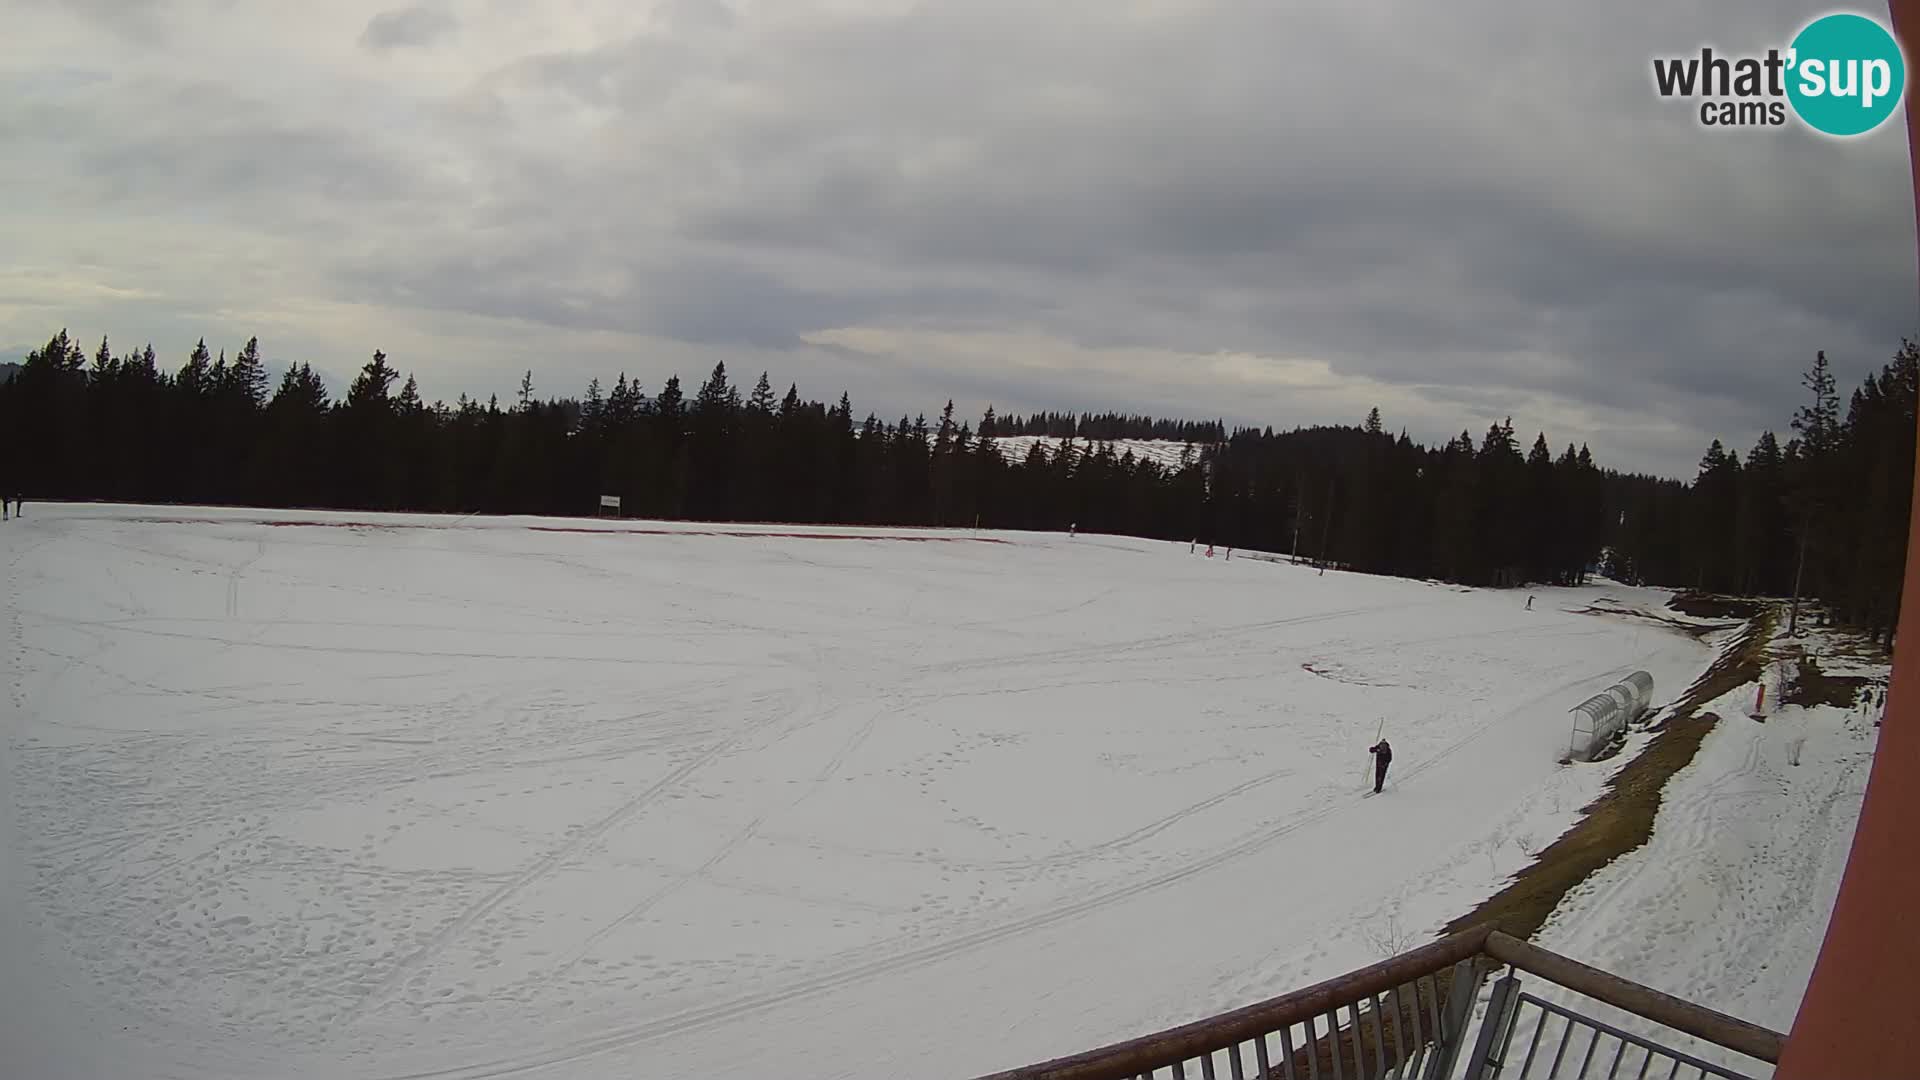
<box><xmin>2</xmin><ymin>507</ymin><xmax>1722</xmax><ymax>1079</ymax></box>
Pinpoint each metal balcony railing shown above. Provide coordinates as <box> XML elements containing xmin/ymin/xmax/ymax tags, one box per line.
<box><xmin>969</xmin><ymin>927</ymin><xmax>1784</xmax><ymax>1080</ymax></box>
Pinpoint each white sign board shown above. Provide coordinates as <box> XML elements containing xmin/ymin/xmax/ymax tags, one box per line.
<box><xmin>599</xmin><ymin>495</ymin><xmax>621</xmax><ymax>510</ymax></box>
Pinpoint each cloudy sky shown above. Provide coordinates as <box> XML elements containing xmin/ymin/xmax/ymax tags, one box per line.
<box><xmin>3</xmin><ymin>0</ymin><xmax>1915</xmax><ymax>476</ymax></box>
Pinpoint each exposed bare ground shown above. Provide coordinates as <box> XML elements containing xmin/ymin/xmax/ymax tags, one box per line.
<box><xmin>1570</xmin><ymin>598</ymin><xmax>1739</xmax><ymax>640</ymax></box>
<box><xmin>1779</xmin><ymin>654</ymin><xmax>1868</xmax><ymax>709</ymax></box>
<box><xmin>1667</xmin><ymin>592</ymin><xmax>1767</xmax><ymax>620</ymax></box>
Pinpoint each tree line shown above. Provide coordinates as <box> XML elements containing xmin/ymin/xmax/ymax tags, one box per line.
<box><xmin>0</xmin><ymin>330</ymin><xmax>1910</xmax><ymax>642</ymax></box>
<box><xmin>982</xmin><ymin>410</ymin><xmax>1225</xmax><ymax>442</ymax></box>
<box><xmin>1602</xmin><ymin>346</ymin><xmax>1917</xmax><ymax>645</ymax></box>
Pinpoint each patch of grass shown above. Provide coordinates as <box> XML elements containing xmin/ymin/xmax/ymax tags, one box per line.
<box><xmin>1667</xmin><ymin>592</ymin><xmax>1764</xmax><ymax>620</ymax></box>
<box><xmin>1780</xmin><ymin>654</ymin><xmax>1866</xmax><ymax>709</ymax></box>
<box><xmin>1441</xmin><ymin>607</ymin><xmax>1776</xmax><ymax>942</ymax></box>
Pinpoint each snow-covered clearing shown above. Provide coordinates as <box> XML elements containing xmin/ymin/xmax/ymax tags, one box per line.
<box><xmin>2</xmin><ymin>506</ymin><xmax>1737</xmax><ymax>1078</ymax></box>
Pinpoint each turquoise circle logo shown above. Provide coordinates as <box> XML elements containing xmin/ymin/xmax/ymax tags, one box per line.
<box><xmin>1786</xmin><ymin>12</ymin><xmax>1906</xmax><ymax>136</ymax></box>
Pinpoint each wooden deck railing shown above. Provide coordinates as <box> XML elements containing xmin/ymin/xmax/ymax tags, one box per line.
<box><xmin>968</xmin><ymin>926</ymin><xmax>1784</xmax><ymax>1080</ymax></box>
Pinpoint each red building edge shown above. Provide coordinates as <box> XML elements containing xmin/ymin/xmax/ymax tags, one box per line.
<box><xmin>1772</xmin><ymin>3</ymin><xmax>1920</xmax><ymax>1074</ymax></box>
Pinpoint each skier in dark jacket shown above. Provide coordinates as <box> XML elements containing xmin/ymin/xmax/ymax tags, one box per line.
<box><xmin>1369</xmin><ymin>739</ymin><xmax>1393</xmax><ymax>793</ymax></box>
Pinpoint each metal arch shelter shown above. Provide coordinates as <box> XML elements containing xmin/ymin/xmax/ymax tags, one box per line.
<box><xmin>1567</xmin><ymin>671</ymin><xmax>1652</xmax><ymax>762</ymax></box>
<box><xmin>1772</xmin><ymin>2</ymin><xmax>1920</xmax><ymax>1073</ymax></box>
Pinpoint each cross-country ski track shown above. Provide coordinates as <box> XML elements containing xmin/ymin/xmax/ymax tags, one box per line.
<box><xmin>2</xmin><ymin>506</ymin><xmax>1743</xmax><ymax>1078</ymax></box>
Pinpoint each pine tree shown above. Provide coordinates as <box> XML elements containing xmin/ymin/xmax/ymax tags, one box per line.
<box><xmin>1794</xmin><ymin>351</ymin><xmax>1841</xmax><ymax>459</ymax></box>
<box><xmin>261</xmin><ymin>363</ymin><xmax>332</xmax><ymax>507</ymax></box>
<box><xmin>1735</xmin><ymin>431</ymin><xmax>1788</xmax><ymax>595</ymax></box>
<box><xmin>1524</xmin><ymin>432</ymin><xmax>1557</xmax><ymax>583</ymax></box>
<box><xmin>1691</xmin><ymin>439</ymin><xmax>1742</xmax><ymax>591</ymax></box>
<box><xmin>578</xmin><ymin>376</ymin><xmax>602</xmax><ymax>418</ymax></box>
<box><xmin>695</xmin><ymin>362</ymin><xmax>733</xmax><ymax>416</ymax></box>
<box><xmin>748</xmin><ymin>371</ymin><xmax>776</xmax><ymax>415</ymax></box>
<box><xmin>1785</xmin><ymin>351</ymin><xmax>1841</xmax><ymax>632</ymax></box>
<box><xmin>346</xmin><ymin>351</ymin><xmax>397</xmax><ymax>411</ymax></box>
<box><xmin>53</xmin><ymin>330</ymin><xmax>84</xmax><ymax>373</ymax></box>
<box><xmin>936</xmin><ymin>400</ymin><xmax>956</xmax><ymax>452</ymax></box>
<box><xmin>10</xmin><ymin>331</ymin><xmax>87</xmax><ymax>497</ymax></box>
<box><xmin>272</xmin><ymin>364</ymin><xmax>330</xmax><ymax>412</ymax></box>
<box><xmin>178</xmin><ymin>339</ymin><xmax>214</xmax><ymax>397</ymax></box>
<box><xmin>129</xmin><ymin>344</ymin><xmax>158</xmax><ymax>381</ymax></box>
<box><xmin>1474</xmin><ymin>419</ymin><xmax>1524</xmax><ymax>584</ymax></box>
<box><xmin>228</xmin><ymin>336</ymin><xmax>268</xmax><ymax>409</ymax></box>
<box><xmin>654</xmin><ymin>375</ymin><xmax>684</xmax><ymax>420</ymax></box>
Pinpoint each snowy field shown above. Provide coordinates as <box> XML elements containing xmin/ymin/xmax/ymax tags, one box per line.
<box><xmin>1</xmin><ymin>506</ymin><xmax>1755</xmax><ymax>1078</ymax></box>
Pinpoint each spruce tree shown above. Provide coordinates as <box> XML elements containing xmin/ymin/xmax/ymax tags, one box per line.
<box><xmin>1785</xmin><ymin>351</ymin><xmax>1840</xmax><ymax>632</ymax></box>
<box><xmin>654</xmin><ymin>375</ymin><xmax>684</xmax><ymax>420</ymax></box>
<box><xmin>178</xmin><ymin>339</ymin><xmax>214</xmax><ymax>397</ymax></box>
<box><xmin>347</xmin><ymin>350</ymin><xmax>398</xmax><ymax>412</ymax></box>
<box><xmin>748</xmin><ymin>371</ymin><xmax>776</xmax><ymax>415</ymax></box>
<box><xmin>228</xmin><ymin>336</ymin><xmax>268</xmax><ymax>409</ymax></box>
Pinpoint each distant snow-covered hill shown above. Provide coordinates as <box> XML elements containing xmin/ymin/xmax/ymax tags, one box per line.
<box><xmin>988</xmin><ymin>435</ymin><xmax>1201</xmax><ymax>469</ymax></box>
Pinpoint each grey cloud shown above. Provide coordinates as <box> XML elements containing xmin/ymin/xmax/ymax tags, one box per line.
<box><xmin>360</xmin><ymin>4</ymin><xmax>458</xmax><ymax>53</ymax></box>
<box><xmin>652</xmin><ymin>0</ymin><xmax>734</xmax><ymax>35</ymax></box>
<box><xmin>2</xmin><ymin>75</ymin><xmax>452</xmax><ymax>239</ymax></box>
<box><xmin>48</xmin><ymin>0</ymin><xmax>186</xmax><ymax>41</ymax></box>
<box><xmin>8</xmin><ymin>0</ymin><xmax>1915</xmax><ymax>478</ymax></box>
<box><xmin>340</xmin><ymin>241</ymin><xmax>1018</xmax><ymax>350</ymax></box>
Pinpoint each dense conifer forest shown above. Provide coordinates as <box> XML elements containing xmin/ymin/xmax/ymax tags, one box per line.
<box><xmin>1</xmin><ymin>332</ymin><xmax>1910</xmax><ymax>643</ymax></box>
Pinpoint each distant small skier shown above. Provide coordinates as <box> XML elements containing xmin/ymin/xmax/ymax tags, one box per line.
<box><xmin>1068</xmin><ymin>522</ymin><xmax>1076</xmax><ymax>537</ymax></box>
<box><xmin>1525</xmin><ymin>595</ymin><xmax>1534</xmax><ymax>611</ymax></box>
<box><xmin>1369</xmin><ymin>738</ymin><xmax>1393</xmax><ymax>794</ymax></box>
